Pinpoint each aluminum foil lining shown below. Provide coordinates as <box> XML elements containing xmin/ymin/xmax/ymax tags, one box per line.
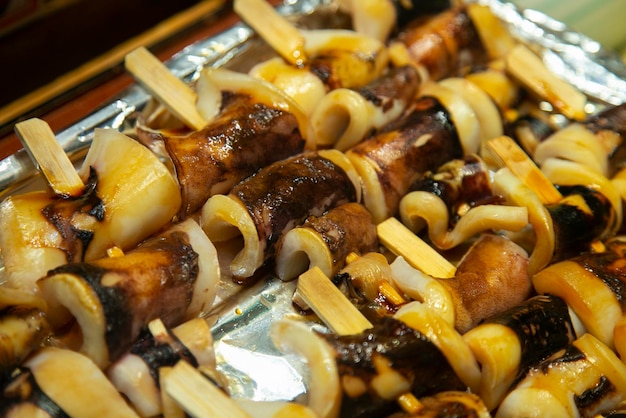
<box><xmin>1</xmin><ymin>0</ymin><xmax>626</xmax><ymax>404</ymax></box>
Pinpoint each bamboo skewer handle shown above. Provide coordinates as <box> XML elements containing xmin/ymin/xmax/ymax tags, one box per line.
<box><xmin>377</xmin><ymin>217</ymin><xmax>456</xmax><ymax>279</ymax></box>
<box><xmin>125</xmin><ymin>46</ymin><xmax>207</xmax><ymax>131</ymax></box>
<box><xmin>234</xmin><ymin>0</ymin><xmax>307</xmax><ymax>66</ymax></box>
<box><xmin>297</xmin><ymin>266</ymin><xmax>373</xmax><ymax>336</ymax></box>
<box><xmin>14</xmin><ymin>118</ymin><xmax>84</xmax><ymax>196</ymax></box>
<box><xmin>163</xmin><ymin>360</ymin><xmax>251</xmax><ymax>418</ymax></box>
<box><xmin>487</xmin><ymin>135</ymin><xmax>562</xmax><ymax>205</ymax></box>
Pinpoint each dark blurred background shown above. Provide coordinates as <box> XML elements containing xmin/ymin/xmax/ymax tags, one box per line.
<box><xmin>0</xmin><ymin>0</ymin><xmax>200</xmax><ymax>108</ymax></box>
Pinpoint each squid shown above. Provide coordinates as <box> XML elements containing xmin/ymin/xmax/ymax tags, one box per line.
<box><xmin>346</xmin><ymin>96</ymin><xmax>463</xmax><ymax>223</ymax></box>
<box><xmin>391</xmin><ymin>233</ymin><xmax>532</xmax><ymax>333</ymax></box>
<box><xmin>37</xmin><ymin>218</ymin><xmax>219</xmax><ymax>369</ymax></box>
<box><xmin>0</xmin><ymin>128</ymin><xmax>181</xmax><ymax>294</ymax></box>
<box><xmin>395</xmin><ymin>5</ymin><xmax>489</xmax><ymax>81</ymax></box>
<box><xmin>320</xmin><ymin>316</ymin><xmax>468</xmax><ymax>418</ymax></box>
<box><xmin>0</xmin><ymin>287</ymin><xmax>50</xmax><ymax>382</ymax></box>
<box><xmin>0</xmin><ymin>347</ymin><xmax>139</xmax><ymax>417</ymax></box>
<box><xmin>136</xmin><ymin>68</ymin><xmax>309</xmax><ymax>218</ymax></box>
<box><xmin>201</xmin><ymin>149</ymin><xmax>360</xmax><ymax>279</ymax></box>
<box><xmin>107</xmin><ymin>317</ymin><xmax>219</xmax><ymax>417</ymax></box>
<box><xmin>532</xmin><ymin>240</ymin><xmax>626</xmax><ymax>358</ymax></box>
<box><xmin>274</xmin><ymin>202</ymin><xmax>378</xmax><ymax>281</ymax></box>
<box><xmin>399</xmin><ymin>155</ymin><xmax>529</xmax><ymax>250</ymax></box>
<box><xmin>496</xmin><ymin>333</ymin><xmax>626</xmax><ymax>418</ymax></box>
<box><xmin>308</xmin><ymin>65</ymin><xmax>421</xmax><ymax>150</ymax></box>
<box><xmin>463</xmin><ymin>294</ymin><xmax>582</xmax><ymax>410</ymax></box>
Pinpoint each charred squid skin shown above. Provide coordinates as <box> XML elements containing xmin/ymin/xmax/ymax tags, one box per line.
<box><xmin>1</xmin><ymin>368</ymin><xmax>68</xmax><ymax>417</ymax></box>
<box><xmin>274</xmin><ymin>202</ymin><xmax>379</xmax><ymax>280</ymax></box>
<box><xmin>323</xmin><ymin>316</ymin><xmax>467</xmax><ymax>418</ymax></box>
<box><xmin>347</xmin><ymin>96</ymin><xmax>463</xmax><ymax>223</ymax></box>
<box><xmin>547</xmin><ymin>185</ymin><xmax>616</xmax><ymax>263</ymax></box>
<box><xmin>488</xmin><ymin>294</ymin><xmax>577</xmax><ymax>384</ymax></box>
<box><xmin>39</xmin><ymin>228</ymin><xmax>201</xmax><ymax>368</ymax></box>
<box><xmin>164</xmin><ymin>96</ymin><xmax>305</xmax><ymax>218</ymax></box>
<box><xmin>232</xmin><ymin>151</ymin><xmax>358</xmax><ymax>256</ymax></box>
<box><xmin>397</xmin><ymin>6</ymin><xmax>488</xmax><ymax>81</ymax></box>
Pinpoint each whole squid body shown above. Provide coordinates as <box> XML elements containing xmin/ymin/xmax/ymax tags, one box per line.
<box><xmin>201</xmin><ymin>149</ymin><xmax>361</xmax><ymax>279</ymax></box>
<box><xmin>0</xmin><ymin>129</ymin><xmax>182</xmax><ymax>295</ymax></box>
<box><xmin>37</xmin><ymin>218</ymin><xmax>219</xmax><ymax>369</ymax></box>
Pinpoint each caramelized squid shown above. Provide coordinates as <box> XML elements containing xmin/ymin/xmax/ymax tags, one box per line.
<box><xmin>38</xmin><ymin>218</ymin><xmax>219</xmax><ymax>368</ymax></box>
<box><xmin>0</xmin><ymin>129</ymin><xmax>181</xmax><ymax>294</ymax></box>
<box><xmin>274</xmin><ymin>202</ymin><xmax>378</xmax><ymax>281</ymax></box>
<box><xmin>201</xmin><ymin>149</ymin><xmax>360</xmax><ymax>279</ymax></box>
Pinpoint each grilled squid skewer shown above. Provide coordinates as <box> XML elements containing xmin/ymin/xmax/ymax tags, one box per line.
<box><xmin>107</xmin><ymin>318</ymin><xmax>218</xmax><ymax>417</ymax></box>
<box><xmin>532</xmin><ymin>247</ymin><xmax>626</xmax><ymax>355</ymax></box>
<box><xmin>346</xmin><ymin>96</ymin><xmax>463</xmax><ymax>223</ymax></box>
<box><xmin>274</xmin><ymin>202</ymin><xmax>378</xmax><ymax>281</ymax></box>
<box><xmin>496</xmin><ymin>333</ymin><xmax>626</xmax><ymax>418</ymax></box>
<box><xmin>308</xmin><ymin>65</ymin><xmax>421</xmax><ymax>150</ymax></box>
<box><xmin>1</xmin><ymin>347</ymin><xmax>139</xmax><ymax>417</ymax></box>
<box><xmin>201</xmin><ymin>149</ymin><xmax>360</xmax><ymax>279</ymax></box>
<box><xmin>463</xmin><ymin>294</ymin><xmax>581</xmax><ymax>410</ymax></box>
<box><xmin>0</xmin><ymin>128</ymin><xmax>181</xmax><ymax>294</ymax></box>
<box><xmin>38</xmin><ymin>218</ymin><xmax>219</xmax><ymax>369</ymax></box>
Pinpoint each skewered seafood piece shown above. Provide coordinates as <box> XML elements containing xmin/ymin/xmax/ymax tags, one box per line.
<box><xmin>0</xmin><ymin>129</ymin><xmax>181</xmax><ymax>294</ymax></box>
<box><xmin>463</xmin><ymin>294</ymin><xmax>582</xmax><ymax>410</ymax></box>
<box><xmin>108</xmin><ymin>318</ymin><xmax>219</xmax><ymax>417</ymax></box>
<box><xmin>274</xmin><ymin>202</ymin><xmax>378</xmax><ymax>281</ymax></box>
<box><xmin>0</xmin><ymin>287</ymin><xmax>50</xmax><ymax>383</ymax></box>
<box><xmin>318</xmin><ymin>316</ymin><xmax>467</xmax><ymax>418</ymax></box>
<box><xmin>395</xmin><ymin>5</ymin><xmax>490</xmax><ymax>81</ymax></box>
<box><xmin>136</xmin><ymin>68</ymin><xmax>309</xmax><ymax>218</ymax></box>
<box><xmin>201</xmin><ymin>149</ymin><xmax>360</xmax><ymax>279</ymax></box>
<box><xmin>532</xmin><ymin>242</ymin><xmax>626</xmax><ymax>356</ymax></box>
<box><xmin>389</xmin><ymin>232</ymin><xmax>531</xmax><ymax>333</ymax></box>
<box><xmin>399</xmin><ymin>155</ymin><xmax>528</xmax><ymax>250</ymax></box>
<box><xmin>308</xmin><ymin>65</ymin><xmax>422</xmax><ymax>150</ymax></box>
<box><xmin>0</xmin><ymin>347</ymin><xmax>139</xmax><ymax>417</ymax></box>
<box><xmin>38</xmin><ymin>218</ymin><xmax>219</xmax><ymax>369</ymax></box>
<box><xmin>346</xmin><ymin>96</ymin><xmax>463</xmax><ymax>223</ymax></box>
<box><xmin>496</xmin><ymin>333</ymin><xmax>626</xmax><ymax>418</ymax></box>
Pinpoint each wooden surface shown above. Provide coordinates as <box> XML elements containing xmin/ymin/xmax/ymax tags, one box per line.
<box><xmin>0</xmin><ymin>0</ymin><xmax>239</xmax><ymax>160</ymax></box>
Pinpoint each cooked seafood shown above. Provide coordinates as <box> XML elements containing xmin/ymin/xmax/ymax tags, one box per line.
<box><xmin>309</xmin><ymin>65</ymin><xmax>421</xmax><ymax>150</ymax></box>
<box><xmin>274</xmin><ymin>202</ymin><xmax>378</xmax><ymax>281</ymax></box>
<box><xmin>347</xmin><ymin>96</ymin><xmax>463</xmax><ymax>223</ymax></box>
<box><xmin>0</xmin><ymin>129</ymin><xmax>181</xmax><ymax>294</ymax></box>
<box><xmin>1</xmin><ymin>347</ymin><xmax>139</xmax><ymax>417</ymax></box>
<box><xmin>496</xmin><ymin>333</ymin><xmax>626</xmax><ymax>418</ymax></box>
<box><xmin>108</xmin><ymin>318</ymin><xmax>217</xmax><ymax>417</ymax></box>
<box><xmin>201</xmin><ymin>149</ymin><xmax>360</xmax><ymax>279</ymax></box>
<box><xmin>37</xmin><ymin>218</ymin><xmax>219</xmax><ymax>368</ymax></box>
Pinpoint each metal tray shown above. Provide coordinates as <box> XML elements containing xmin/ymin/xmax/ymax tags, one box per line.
<box><xmin>1</xmin><ymin>0</ymin><xmax>626</xmax><ymax>404</ymax></box>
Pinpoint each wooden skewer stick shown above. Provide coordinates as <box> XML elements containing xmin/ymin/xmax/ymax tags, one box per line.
<box><xmin>125</xmin><ymin>46</ymin><xmax>207</xmax><ymax>131</ymax></box>
<box><xmin>234</xmin><ymin>0</ymin><xmax>308</xmax><ymax>66</ymax></box>
<box><xmin>377</xmin><ymin>217</ymin><xmax>456</xmax><ymax>279</ymax></box>
<box><xmin>486</xmin><ymin>135</ymin><xmax>562</xmax><ymax>205</ymax></box>
<box><xmin>505</xmin><ymin>44</ymin><xmax>587</xmax><ymax>121</ymax></box>
<box><xmin>297</xmin><ymin>266</ymin><xmax>373</xmax><ymax>336</ymax></box>
<box><xmin>163</xmin><ymin>360</ymin><xmax>251</xmax><ymax>418</ymax></box>
<box><xmin>14</xmin><ymin>118</ymin><xmax>85</xmax><ymax>197</ymax></box>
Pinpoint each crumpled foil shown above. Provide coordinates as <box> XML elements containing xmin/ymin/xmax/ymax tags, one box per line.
<box><xmin>1</xmin><ymin>0</ymin><xmax>626</xmax><ymax>404</ymax></box>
